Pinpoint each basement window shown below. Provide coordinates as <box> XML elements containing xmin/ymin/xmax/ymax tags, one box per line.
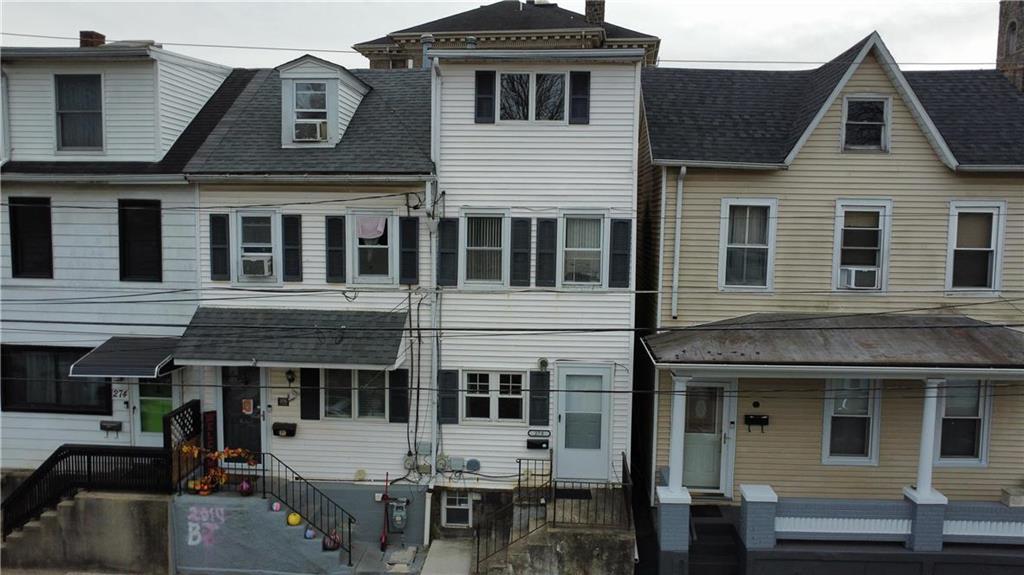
<box><xmin>442</xmin><ymin>491</ymin><xmax>472</xmax><ymax>528</ymax></box>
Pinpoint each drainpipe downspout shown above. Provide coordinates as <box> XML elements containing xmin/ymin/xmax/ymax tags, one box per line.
<box><xmin>670</xmin><ymin>167</ymin><xmax>685</xmax><ymax>320</ymax></box>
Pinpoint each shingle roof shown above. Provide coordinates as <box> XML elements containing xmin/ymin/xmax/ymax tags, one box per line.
<box><xmin>644</xmin><ymin>313</ymin><xmax>1024</xmax><ymax>368</ymax></box>
<box><xmin>175</xmin><ymin>307</ymin><xmax>408</xmax><ymax>367</ymax></box>
<box><xmin>904</xmin><ymin>69</ymin><xmax>1024</xmax><ymax>166</ymax></box>
<box><xmin>643</xmin><ymin>37</ymin><xmax>1024</xmax><ymax>168</ymax></box>
<box><xmin>185</xmin><ymin>68</ymin><xmax>433</xmax><ymax>175</ymax></box>
<box><xmin>1</xmin><ymin>69</ymin><xmax>257</xmax><ymax>176</ymax></box>
<box><xmin>358</xmin><ymin>0</ymin><xmax>654</xmax><ymax>44</ymax></box>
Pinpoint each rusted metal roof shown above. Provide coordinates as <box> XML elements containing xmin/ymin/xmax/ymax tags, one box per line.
<box><xmin>644</xmin><ymin>313</ymin><xmax>1024</xmax><ymax>368</ymax></box>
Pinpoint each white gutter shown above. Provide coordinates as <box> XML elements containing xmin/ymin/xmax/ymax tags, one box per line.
<box><xmin>2</xmin><ymin>173</ymin><xmax>186</xmax><ymax>184</ymax></box>
<box><xmin>652</xmin><ymin>362</ymin><xmax>1024</xmax><ymax>380</ymax></box>
<box><xmin>956</xmin><ymin>165</ymin><xmax>1024</xmax><ymax>173</ymax></box>
<box><xmin>174</xmin><ymin>359</ymin><xmax>396</xmax><ymax>370</ymax></box>
<box><xmin>655</xmin><ymin>166</ymin><xmax>667</xmax><ymax>330</ymax></box>
<box><xmin>186</xmin><ymin>174</ymin><xmax>435</xmax><ymax>184</ymax></box>
<box><xmin>670</xmin><ymin>167</ymin><xmax>685</xmax><ymax>320</ymax></box>
<box><xmin>652</xmin><ymin>159</ymin><xmax>786</xmax><ymax>170</ymax></box>
<box><xmin>427</xmin><ymin>48</ymin><xmax>646</xmax><ymax>61</ymax></box>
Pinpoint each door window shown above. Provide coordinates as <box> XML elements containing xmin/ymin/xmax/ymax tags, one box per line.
<box><xmin>685</xmin><ymin>387</ymin><xmax>722</xmax><ymax>434</ymax></box>
<box><xmin>139</xmin><ymin>374</ymin><xmax>173</xmax><ymax>433</ymax></box>
<box><xmin>563</xmin><ymin>374</ymin><xmax>603</xmax><ymax>450</ymax></box>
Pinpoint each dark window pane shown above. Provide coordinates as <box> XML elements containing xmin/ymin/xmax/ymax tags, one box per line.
<box><xmin>941</xmin><ymin>419</ymin><xmax>980</xmax><ymax>458</ymax></box>
<box><xmin>500</xmin><ymin>73</ymin><xmax>529</xmax><ymax>121</ymax></box>
<box><xmin>956</xmin><ymin>213</ymin><xmax>993</xmax><ymax>249</ymax></box>
<box><xmin>829</xmin><ymin>417</ymin><xmax>870</xmax><ymax>457</ymax></box>
<box><xmin>9</xmin><ymin>198</ymin><xmax>53</xmax><ymax>278</ymax></box>
<box><xmin>725</xmin><ymin>247</ymin><xmax>768</xmax><ymax>286</ymax></box>
<box><xmin>840</xmin><ymin>248</ymin><xmax>879</xmax><ymax>266</ymax></box>
<box><xmin>58</xmin><ymin>112</ymin><xmax>103</xmax><ymax>148</ymax></box>
<box><xmin>357</xmin><ymin>370</ymin><xmax>386</xmax><ymax>418</ymax></box>
<box><xmin>952</xmin><ymin>250</ymin><xmax>993</xmax><ymax>288</ymax></box>
<box><xmin>843</xmin><ymin>229</ymin><xmax>880</xmax><ymax>248</ymax></box>
<box><xmin>56</xmin><ymin>75</ymin><xmax>102</xmax><ymax>149</ymax></box>
<box><xmin>325</xmin><ymin>369</ymin><xmax>352</xmax><ymax>418</ymax></box>
<box><xmin>446</xmin><ymin>507</ymin><xmax>470</xmax><ymax>526</ymax></box>
<box><xmin>466</xmin><ymin>396</ymin><xmax>490</xmax><ymax>419</ymax></box>
<box><xmin>535</xmin><ymin>74</ymin><xmax>565</xmax><ymax>121</ymax></box>
<box><xmin>844</xmin><ymin>124</ymin><xmax>883</xmax><ymax>148</ymax></box>
<box><xmin>847</xmin><ymin>100</ymin><xmax>884</xmax><ymax>122</ymax></box>
<box><xmin>358</xmin><ymin>248</ymin><xmax>389</xmax><ymax>275</ymax></box>
<box><xmin>119</xmin><ymin>200</ymin><xmax>162</xmax><ymax>281</ymax></box>
<box><xmin>56</xmin><ymin>75</ymin><xmax>101</xmax><ymax>110</ymax></box>
<box><xmin>1</xmin><ymin>346</ymin><xmax>110</xmax><ymax>414</ymax></box>
<box><xmin>498</xmin><ymin>397</ymin><xmax>522</xmax><ymax>420</ymax></box>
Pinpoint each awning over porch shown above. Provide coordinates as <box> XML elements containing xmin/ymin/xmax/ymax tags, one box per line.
<box><xmin>644</xmin><ymin>313</ymin><xmax>1024</xmax><ymax>376</ymax></box>
<box><xmin>69</xmin><ymin>336</ymin><xmax>180</xmax><ymax>378</ymax></box>
<box><xmin>174</xmin><ymin>307</ymin><xmax>408</xmax><ymax>369</ymax></box>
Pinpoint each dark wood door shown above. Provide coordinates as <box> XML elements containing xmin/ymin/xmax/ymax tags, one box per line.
<box><xmin>221</xmin><ymin>366</ymin><xmax>262</xmax><ymax>453</ymax></box>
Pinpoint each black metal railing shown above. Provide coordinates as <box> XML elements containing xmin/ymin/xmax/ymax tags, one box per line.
<box><xmin>475</xmin><ymin>453</ymin><xmax>553</xmax><ymax>573</ymax></box>
<box><xmin>551</xmin><ymin>451</ymin><xmax>633</xmax><ymax>529</ymax></box>
<box><xmin>1</xmin><ymin>444</ymin><xmax>171</xmax><ymax>538</ymax></box>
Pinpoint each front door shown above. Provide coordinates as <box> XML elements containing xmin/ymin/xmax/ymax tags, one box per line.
<box><xmin>221</xmin><ymin>366</ymin><xmax>263</xmax><ymax>453</ymax></box>
<box><xmin>683</xmin><ymin>386</ymin><xmax>724</xmax><ymax>490</ymax></box>
<box><xmin>556</xmin><ymin>366</ymin><xmax>611</xmax><ymax>480</ymax></box>
<box><xmin>131</xmin><ymin>373</ymin><xmax>176</xmax><ymax>447</ymax></box>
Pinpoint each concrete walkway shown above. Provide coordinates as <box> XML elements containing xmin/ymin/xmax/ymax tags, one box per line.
<box><xmin>421</xmin><ymin>539</ymin><xmax>473</xmax><ymax>575</ymax></box>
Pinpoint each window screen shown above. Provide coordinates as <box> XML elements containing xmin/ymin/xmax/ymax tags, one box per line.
<box><xmin>56</xmin><ymin>74</ymin><xmax>102</xmax><ymax>149</ymax></box>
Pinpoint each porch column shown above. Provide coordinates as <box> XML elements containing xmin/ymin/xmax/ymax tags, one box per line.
<box><xmin>656</xmin><ymin>371</ymin><xmax>692</xmax><ymax>575</ymax></box>
<box><xmin>903</xmin><ymin>377</ymin><xmax>947</xmax><ymax>552</ymax></box>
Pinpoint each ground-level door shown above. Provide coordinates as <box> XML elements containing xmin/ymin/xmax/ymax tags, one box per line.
<box><xmin>129</xmin><ymin>371</ymin><xmax>179</xmax><ymax>447</ymax></box>
<box><xmin>682</xmin><ymin>381</ymin><xmax>737</xmax><ymax>494</ymax></box>
<box><xmin>555</xmin><ymin>365</ymin><xmax>612</xmax><ymax>480</ymax></box>
<box><xmin>220</xmin><ymin>366</ymin><xmax>265</xmax><ymax>454</ymax></box>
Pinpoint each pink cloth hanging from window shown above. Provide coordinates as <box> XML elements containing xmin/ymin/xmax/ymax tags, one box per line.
<box><xmin>356</xmin><ymin>216</ymin><xmax>387</xmax><ymax>239</ymax></box>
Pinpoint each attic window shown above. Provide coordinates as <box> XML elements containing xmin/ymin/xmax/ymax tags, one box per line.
<box><xmin>293</xmin><ymin>82</ymin><xmax>328</xmax><ymax>142</ymax></box>
<box><xmin>842</xmin><ymin>97</ymin><xmax>889</xmax><ymax>152</ymax></box>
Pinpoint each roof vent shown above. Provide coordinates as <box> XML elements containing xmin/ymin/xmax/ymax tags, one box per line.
<box><xmin>79</xmin><ymin>30</ymin><xmax>105</xmax><ymax>47</ymax></box>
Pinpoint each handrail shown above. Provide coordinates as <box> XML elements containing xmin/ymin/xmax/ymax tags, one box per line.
<box><xmin>474</xmin><ymin>451</ymin><xmax>553</xmax><ymax>573</ymax></box>
<box><xmin>2</xmin><ymin>444</ymin><xmax>172</xmax><ymax>538</ymax></box>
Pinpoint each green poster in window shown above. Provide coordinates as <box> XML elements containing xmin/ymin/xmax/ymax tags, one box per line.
<box><xmin>140</xmin><ymin>398</ymin><xmax>173</xmax><ymax>433</ymax></box>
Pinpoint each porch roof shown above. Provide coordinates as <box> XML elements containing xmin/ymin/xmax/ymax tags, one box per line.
<box><xmin>174</xmin><ymin>307</ymin><xmax>407</xmax><ymax>369</ymax></box>
<box><xmin>644</xmin><ymin>313</ymin><xmax>1024</xmax><ymax>376</ymax></box>
<box><xmin>69</xmin><ymin>336</ymin><xmax>179</xmax><ymax>379</ymax></box>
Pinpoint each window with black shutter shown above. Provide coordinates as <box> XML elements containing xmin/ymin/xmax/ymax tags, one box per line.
<box><xmin>437</xmin><ymin>218</ymin><xmax>459</xmax><ymax>286</ymax></box>
<box><xmin>8</xmin><ymin>197</ymin><xmax>53</xmax><ymax>279</ymax></box>
<box><xmin>282</xmin><ymin>215</ymin><xmax>302</xmax><ymax>282</ymax></box>
<box><xmin>118</xmin><ymin>199</ymin><xmax>162</xmax><ymax>282</ymax></box>
<box><xmin>475</xmin><ymin>71</ymin><xmax>496</xmax><ymax>124</ymax></box>
<box><xmin>510</xmin><ymin>218</ymin><xmax>531</xmax><ymax>287</ymax></box>
<box><xmin>569</xmin><ymin>71</ymin><xmax>591</xmax><ymax>125</ymax></box>
<box><xmin>535</xmin><ymin>218</ymin><xmax>557</xmax><ymax>287</ymax></box>
<box><xmin>209</xmin><ymin>214</ymin><xmax>230</xmax><ymax>281</ymax></box>
<box><xmin>389</xmin><ymin>368</ymin><xmax>410</xmax><ymax>423</ymax></box>
<box><xmin>399</xmin><ymin>217</ymin><xmax>419</xmax><ymax>285</ymax></box>
<box><xmin>326</xmin><ymin>216</ymin><xmax>346</xmax><ymax>283</ymax></box>
<box><xmin>609</xmin><ymin>219</ymin><xmax>631</xmax><ymax>288</ymax></box>
<box><xmin>438</xmin><ymin>369</ymin><xmax>459</xmax><ymax>424</ymax></box>
<box><xmin>300</xmin><ymin>368</ymin><xmax>320</xmax><ymax>420</ymax></box>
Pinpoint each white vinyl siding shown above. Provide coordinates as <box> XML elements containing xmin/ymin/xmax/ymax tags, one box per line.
<box><xmin>156</xmin><ymin>56</ymin><xmax>228</xmax><ymax>153</ymax></box>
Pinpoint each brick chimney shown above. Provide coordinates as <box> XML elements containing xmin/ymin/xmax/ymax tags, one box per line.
<box><xmin>79</xmin><ymin>30</ymin><xmax>106</xmax><ymax>47</ymax></box>
<box><xmin>585</xmin><ymin>0</ymin><xmax>605</xmax><ymax>26</ymax></box>
<box><xmin>996</xmin><ymin>0</ymin><xmax>1024</xmax><ymax>90</ymax></box>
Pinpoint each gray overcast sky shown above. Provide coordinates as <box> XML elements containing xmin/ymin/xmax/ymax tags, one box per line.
<box><xmin>0</xmin><ymin>1</ymin><xmax>1005</xmax><ymax>71</ymax></box>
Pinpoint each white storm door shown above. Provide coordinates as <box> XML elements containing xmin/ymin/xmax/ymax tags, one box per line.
<box><xmin>682</xmin><ymin>386</ymin><xmax>724</xmax><ymax>490</ymax></box>
<box><xmin>556</xmin><ymin>366</ymin><xmax>611</xmax><ymax>480</ymax></box>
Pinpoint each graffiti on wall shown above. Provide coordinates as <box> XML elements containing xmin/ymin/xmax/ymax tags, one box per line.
<box><xmin>186</xmin><ymin>505</ymin><xmax>227</xmax><ymax>547</ymax></box>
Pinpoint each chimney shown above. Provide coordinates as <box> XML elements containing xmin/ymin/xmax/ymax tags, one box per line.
<box><xmin>420</xmin><ymin>33</ymin><xmax>434</xmax><ymax>68</ymax></box>
<box><xmin>79</xmin><ymin>30</ymin><xmax>106</xmax><ymax>48</ymax></box>
<box><xmin>466</xmin><ymin>36</ymin><xmax>478</xmax><ymax>49</ymax></box>
<box><xmin>996</xmin><ymin>0</ymin><xmax>1024</xmax><ymax>90</ymax></box>
<box><xmin>585</xmin><ymin>0</ymin><xmax>605</xmax><ymax>26</ymax></box>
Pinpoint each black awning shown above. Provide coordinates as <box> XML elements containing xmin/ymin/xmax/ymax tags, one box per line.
<box><xmin>70</xmin><ymin>336</ymin><xmax>180</xmax><ymax>378</ymax></box>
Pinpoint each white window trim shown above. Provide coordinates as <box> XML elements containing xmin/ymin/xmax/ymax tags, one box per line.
<box><xmin>53</xmin><ymin>72</ymin><xmax>106</xmax><ymax>154</ymax></box>
<box><xmin>461</xmin><ymin>370</ymin><xmax>527</xmax><ymax>424</ymax></box>
<box><xmin>441</xmin><ymin>491</ymin><xmax>473</xmax><ymax>528</ymax></box>
<box><xmin>348</xmin><ymin>211</ymin><xmax>399</xmax><ymax>286</ymax></box>
<box><xmin>459</xmin><ymin>209</ymin><xmax>511</xmax><ymax>287</ymax></box>
<box><xmin>717</xmin><ymin>198</ymin><xmax>778</xmax><ymax>292</ymax></box>
<box><xmin>933</xmin><ymin>381</ymin><xmax>992</xmax><ymax>467</ymax></box>
<box><xmin>494</xmin><ymin>71</ymin><xmax>570</xmax><ymax>125</ymax></box>
<box><xmin>945</xmin><ymin>200</ymin><xmax>1006</xmax><ymax>293</ymax></box>
<box><xmin>321</xmin><ymin>368</ymin><xmax>390</xmax><ymax>421</ymax></box>
<box><xmin>233</xmin><ymin>210</ymin><xmax>282</xmax><ymax>285</ymax></box>
<box><xmin>280</xmin><ymin>77</ymin><xmax>339</xmax><ymax>148</ymax></box>
<box><xmin>840</xmin><ymin>94</ymin><xmax>891</xmax><ymax>153</ymax></box>
<box><xmin>821</xmin><ymin>379</ymin><xmax>882</xmax><ymax>466</ymax></box>
<box><xmin>832</xmin><ymin>198</ymin><xmax>893</xmax><ymax>292</ymax></box>
<box><xmin>556</xmin><ymin>211</ymin><xmax>610</xmax><ymax>289</ymax></box>
<box><xmin>292</xmin><ymin>80</ymin><xmax>329</xmax><ymax>143</ymax></box>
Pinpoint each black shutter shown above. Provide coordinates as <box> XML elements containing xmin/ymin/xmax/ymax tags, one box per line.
<box><xmin>437</xmin><ymin>218</ymin><xmax>459</xmax><ymax>286</ymax></box>
<box><xmin>510</xmin><ymin>218</ymin><xmax>532</xmax><ymax>287</ymax></box>
<box><xmin>399</xmin><ymin>216</ymin><xmax>419</xmax><ymax>285</ymax></box>
<box><xmin>475</xmin><ymin>71</ymin><xmax>496</xmax><ymax>124</ymax></box>
<box><xmin>326</xmin><ymin>216</ymin><xmax>346</xmax><ymax>283</ymax></box>
<box><xmin>535</xmin><ymin>218</ymin><xmax>557</xmax><ymax>287</ymax></box>
<box><xmin>529</xmin><ymin>371</ymin><xmax>550</xmax><ymax>426</ymax></box>
<box><xmin>438</xmin><ymin>369</ymin><xmax>459</xmax><ymax>424</ymax></box>
<box><xmin>118</xmin><ymin>200</ymin><xmax>162</xmax><ymax>282</ymax></box>
<box><xmin>389</xmin><ymin>368</ymin><xmax>410</xmax><ymax>423</ymax></box>
<box><xmin>569</xmin><ymin>71</ymin><xmax>591</xmax><ymax>125</ymax></box>
<box><xmin>8</xmin><ymin>197</ymin><xmax>53</xmax><ymax>279</ymax></box>
<box><xmin>282</xmin><ymin>215</ymin><xmax>302</xmax><ymax>282</ymax></box>
<box><xmin>609</xmin><ymin>219</ymin><xmax>632</xmax><ymax>288</ymax></box>
<box><xmin>300</xmin><ymin>368</ymin><xmax>320</xmax><ymax>420</ymax></box>
<box><xmin>209</xmin><ymin>214</ymin><xmax>230</xmax><ymax>281</ymax></box>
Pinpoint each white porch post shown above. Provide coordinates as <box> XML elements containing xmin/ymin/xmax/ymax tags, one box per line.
<box><xmin>915</xmin><ymin>378</ymin><xmax>942</xmax><ymax>496</ymax></box>
<box><xmin>667</xmin><ymin>373</ymin><xmax>690</xmax><ymax>491</ymax></box>
<box><xmin>903</xmin><ymin>378</ymin><xmax>948</xmax><ymax>551</ymax></box>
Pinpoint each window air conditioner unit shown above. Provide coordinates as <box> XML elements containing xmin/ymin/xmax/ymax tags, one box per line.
<box><xmin>241</xmin><ymin>255</ymin><xmax>274</xmax><ymax>277</ymax></box>
<box><xmin>294</xmin><ymin>120</ymin><xmax>328</xmax><ymax>142</ymax></box>
<box><xmin>839</xmin><ymin>266</ymin><xmax>879</xmax><ymax>289</ymax></box>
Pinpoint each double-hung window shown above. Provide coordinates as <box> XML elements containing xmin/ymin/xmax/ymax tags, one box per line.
<box><xmin>834</xmin><ymin>200</ymin><xmax>891</xmax><ymax>291</ymax></box>
<box><xmin>463</xmin><ymin>372</ymin><xmax>525</xmax><ymax>422</ymax></box>
<box><xmin>936</xmin><ymin>380</ymin><xmax>990</xmax><ymax>465</ymax></box>
<box><xmin>465</xmin><ymin>216</ymin><xmax>504</xmax><ymax>283</ymax></box>
<box><xmin>352</xmin><ymin>214</ymin><xmax>393</xmax><ymax>282</ymax></box>
<box><xmin>947</xmin><ymin>202</ymin><xmax>1004</xmax><ymax>290</ymax></box>
<box><xmin>822</xmin><ymin>379</ymin><xmax>880</xmax><ymax>465</ymax></box>
<box><xmin>55</xmin><ymin>74</ymin><xmax>103</xmax><ymax>150</ymax></box>
<box><xmin>842</xmin><ymin>96</ymin><xmax>889</xmax><ymax>151</ymax></box>
<box><xmin>499</xmin><ymin>73</ymin><xmax>530</xmax><ymax>121</ymax></box>
<box><xmin>324</xmin><ymin>369</ymin><xmax>387</xmax><ymax>419</ymax></box>
<box><xmin>1</xmin><ymin>345</ymin><xmax>111</xmax><ymax>414</ymax></box>
<box><xmin>238</xmin><ymin>212</ymin><xmax>276</xmax><ymax>281</ymax></box>
<box><xmin>293</xmin><ymin>82</ymin><xmax>328</xmax><ymax>142</ymax></box>
<box><xmin>720</xmin><ymin>199</ymin><xmax>775</xmax><ymax>289</ymax></box>
<box><xmin>499</xmin><ymin>72</ymin><xmax>567</xmax><ymax>122</ymax></box>
<box><xmin>563</xmin><ymin>216</ymin><xmax>603</xmax><ymax>285</ymax></box>
<box><xmin>534</xmin><ymin>73</ymin><xmax>565</xmax><ymax>121</ymax></box>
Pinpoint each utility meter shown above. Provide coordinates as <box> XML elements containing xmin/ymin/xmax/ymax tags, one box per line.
<box><xmin>388</xmin><ymin>498</ymin><xmax>408</xmax><ymax>533</ymax></box>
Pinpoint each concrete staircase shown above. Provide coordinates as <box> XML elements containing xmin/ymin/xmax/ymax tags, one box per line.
<box><xmin>688</xmin><ymin>506</ymin><xmax>742</xmax><ymax>575</ymax></box>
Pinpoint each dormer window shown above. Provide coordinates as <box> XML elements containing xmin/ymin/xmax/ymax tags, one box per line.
<box><xmin>842</xmin><ymin>96</ymin><xmax>889</xmax><ymax>152</ymax></box>
<box><xmin>293</xmin><ymin>81</ymin><xmax>328</xmax><ymax>142</ymax></box>
<box><xmin>55</xmin><ymin>74</ymin><xmax>103</xmax><ymax>150</ymax></box>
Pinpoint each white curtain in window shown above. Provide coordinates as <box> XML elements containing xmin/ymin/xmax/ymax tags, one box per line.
<box><xmin>356</xmin><ymin>217</ymin><xmax>387</xmax><ymax>240</ymax></box>
<box><xmin>728</xmin><ymin>206</ymin><xmax>768</xmax><ymax>245</ymax></box>
<box><xmin>565</xmin><ymin>218</ymin><xmax>601</xmax><ymax>249</ymax></box>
